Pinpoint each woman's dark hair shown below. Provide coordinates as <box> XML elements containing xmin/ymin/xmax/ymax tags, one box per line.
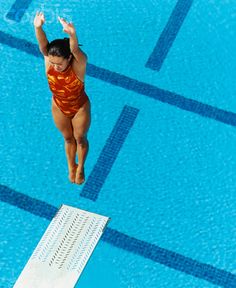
<box><xmin>47</xmin><ymin>38</ymin><xmax>71</xmax><ymax>59</ymax></box>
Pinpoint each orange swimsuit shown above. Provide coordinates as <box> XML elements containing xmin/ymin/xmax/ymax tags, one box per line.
<box><xmin>47</xmin><ymin>64</ymin><xmax>89</xmax><ymax>117</ymax></box>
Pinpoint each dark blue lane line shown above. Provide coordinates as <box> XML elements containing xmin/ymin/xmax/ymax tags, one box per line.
<box><xmin>1</xmin><ymin>185</ymin><xmax>236</xmax><ymax>287</ymax></box>
<box><xmin>87</xmin><ymin>63</ymin><xmax>236</xmax><ymax>127</ymax></box>
<box><xmin>102</xmin><ymin>229</ymin><xmax>236</xmax><ymax>288</ymax></box>
<box><xmin>81</xmin><ymin>105</ymin><xmax>139</xmax><ymax>201</ymax></box>
<box><xmin>6</xmin><ymin>0</ymin><xmax>33</xmax><ymax>22</ymax></box>
<box><xmin>0</xmin><ymin>185</ymin><xmax>57</xmax><ymax>219</ymax></box>
<box><xmin>1</xmin><ymin>30</ymin><xmax>236</xmax><ymax>127</ymax></box>
<box><xmin>0</xmin><ymin>31</ymin><xmax>41</xmax><ymax>57</ymax></box>
<box><xmin>145</xmin><ymin>0</ymin><xmax>193</xmax><ymax>71</ymax></box>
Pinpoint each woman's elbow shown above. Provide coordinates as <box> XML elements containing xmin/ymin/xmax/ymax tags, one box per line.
<box><xmin>40</xmin><ymin>46</ymin><xmax>48</xmax><ymax>56</ymax></box>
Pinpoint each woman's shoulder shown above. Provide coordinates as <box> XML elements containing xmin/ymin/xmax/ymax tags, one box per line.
<box><xmin>44</xmin><ymin>55</ymin><xmax>51</xmax><ymax>74</ymax></box>
<box><xmin>71</xmin><ymin>58</ymin><xmax>86</xmax><ymax>82</ymax></box>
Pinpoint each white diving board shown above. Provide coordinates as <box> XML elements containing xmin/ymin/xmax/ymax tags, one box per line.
<box><xmin>14</xmin><ymin>204</ymin><xmax>110</xmax><ymax>288</ymax></box>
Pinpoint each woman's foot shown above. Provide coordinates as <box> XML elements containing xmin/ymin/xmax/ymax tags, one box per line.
<box><xmin>75</xmin><ymin>165</ymin><xmax>85</xmax><ymax>185</ymax></box>
<box><xmin>68</xmin><ymin>164</ymin><xmax>78</xmax><ymax>183</ymax></box>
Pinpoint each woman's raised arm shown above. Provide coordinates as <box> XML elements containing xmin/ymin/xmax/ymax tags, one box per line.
<box><xmin>34</xmin><ymin>12</ymin><xmax>49</xmax><ymax>56</ymax></box>
<box><xmin>58</xmin><ymin>17</ymin><xmax>87</xmax><ymax>66</ymax></box>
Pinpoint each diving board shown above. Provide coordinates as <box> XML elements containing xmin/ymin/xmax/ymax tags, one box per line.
<box><xmin>14</xmin><ymin>204</ymin><xmax>110</xmax><ymax>288</ymax></box>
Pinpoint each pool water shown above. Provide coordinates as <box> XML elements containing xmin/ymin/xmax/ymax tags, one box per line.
<box><xmin>0</xmin><ymin>1</ymin><xmax>236</xmax><ymax>287</ymax></box>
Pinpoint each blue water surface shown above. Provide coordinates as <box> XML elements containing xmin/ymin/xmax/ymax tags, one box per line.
<box><xmin>0</xmin><ymin>1</ymin><xmax>236</xmax><ymax>287</ymax></box>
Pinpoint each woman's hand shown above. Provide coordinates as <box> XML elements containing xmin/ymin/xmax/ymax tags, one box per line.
<box><xmin>34</xmin><ymin>12</ymin><xmax>45</xmax><ymax>28</ymax></box>
<box><xmin>58</xmin><ymin>17</ymin><xmax>76</xmax><ymax>36</ymax></box>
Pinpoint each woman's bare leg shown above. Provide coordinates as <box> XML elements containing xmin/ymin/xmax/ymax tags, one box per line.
<box><xmin>52</xmin><ymin>99</ymin><xmax>77</xmax><ymax>183</ymax></box>
<box><xmin>72</xmin><ymin>101</ymin><xmax>91</xmax><ymax>184</ymax></box>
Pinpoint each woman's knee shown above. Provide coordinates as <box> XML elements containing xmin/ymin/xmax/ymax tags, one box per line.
<box><xmin>64</xmin><ymin>135</ymin><xmax>75</xmax><ymax>144</ymax></box>
<box><xmin>74</xmin><ymin>135</ymin><xmax>88</xmax><ymax>146</ymax></box>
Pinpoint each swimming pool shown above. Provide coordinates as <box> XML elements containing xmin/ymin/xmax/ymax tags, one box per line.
<box><xmin>0</xmin><ymin>0</ymin><xmax>236</xmax><ymax>287</ymax></box>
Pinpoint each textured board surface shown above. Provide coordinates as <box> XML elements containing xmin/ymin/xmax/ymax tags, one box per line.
<box><xmin>13</xmin><ymin>205</ymin><xmax>110</xmax><ymax>288</ymax></box>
